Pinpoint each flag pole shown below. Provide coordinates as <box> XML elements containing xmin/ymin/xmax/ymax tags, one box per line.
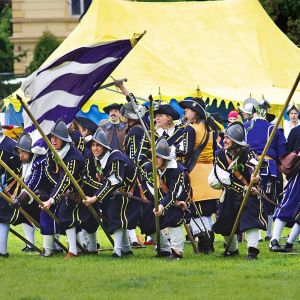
<box><xmin>224</xmin><ymin>73</ymin><xmax>300</xmax><ymax>255</ymax></box>
<box><xmin>149</xmin><ymin>95</ymin><xmax>161</xmax><ymax>255</ymax></box>
<box><xmin>17</xmin><ymin>95</ymin><xmax>114</xmax><ymax>246</ymax></box>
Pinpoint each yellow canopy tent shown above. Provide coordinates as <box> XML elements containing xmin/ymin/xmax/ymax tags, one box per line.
<box><xmin>6</xmin><ymin>0</ymin><xmax>300</xmax><ymax>116</ymax></box>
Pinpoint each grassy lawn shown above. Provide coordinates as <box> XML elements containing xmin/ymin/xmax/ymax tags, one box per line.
<box><xmin>1</xmin><ymin>226</ymin><xmax>299</xmax><ymax>300</ymax></box>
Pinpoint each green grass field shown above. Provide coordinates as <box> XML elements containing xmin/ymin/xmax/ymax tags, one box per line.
<box><xmin>1</xmin><ymin>226</ymin><xmax>299</xmax><ymax>300</ymax></box>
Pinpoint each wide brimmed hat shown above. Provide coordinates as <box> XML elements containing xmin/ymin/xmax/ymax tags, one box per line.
<box><xmin>75</xmin><ymin>116</ymin><xmax>98</xmax><ymax>134</ymax></box>
<box><xmin>103</xmin><ymin>103</ymin><xmax>123</xmax><ymax>114</ymax></box>
<box><xmin>154</xmin><ymin>104</ymin><xmax>180</xmax><ymax>120</ymax></box>
<box><xmin>178</xmin><ymin>97</ymin><xmax>207</xmax><ymax>119</ymax></box>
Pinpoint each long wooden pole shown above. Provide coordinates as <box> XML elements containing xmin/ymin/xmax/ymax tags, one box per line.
<box><xmin>0</xmin><ymin>159</ymin><xmax>59</xmax><ymax>223</ymax></box>
<box><xmin>0</xmin><ymin>189</ymin><xmax>68</xmax><ymax>253</ymax></box>
<box><xmin>17</xmin><ymin>95</ymin><xmax>114</xmax><ymax>246</ymax></box>
<box><xmin>224</xmin><ymin>73</ymin><xmax>300</xmax><ymax>255</ymax></box>
<box><xmin>149</xmin><ymin>95</ymin><xmax>161</xmax><ymax>255</ymax></box>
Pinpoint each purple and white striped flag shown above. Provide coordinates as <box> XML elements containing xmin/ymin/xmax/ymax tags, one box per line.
<box><xmin>21</xmin><ymin>38</ymin><xmax>136</xmax><ymax>153</ymax></box>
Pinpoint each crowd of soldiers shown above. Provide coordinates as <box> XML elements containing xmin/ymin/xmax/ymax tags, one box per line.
<box><xmin>0</xmin><ymin>81</ymin><xmax>299</xmax><ymax>260</ymax></box>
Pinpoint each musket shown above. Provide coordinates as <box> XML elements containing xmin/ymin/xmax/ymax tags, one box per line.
<box><xmin>224</xmin><ymin>72</ymin><xmax>300</xmax><ymax>255</ymax></box>
<box><xmin>17</xmin><ymin>95</ymin><xmax>114</xmax><ymax>247</ymax></box>
<box><xmin>115</xmin><ymin>190</ymin><xmax>149</xmax><ymax>204</ymax></box>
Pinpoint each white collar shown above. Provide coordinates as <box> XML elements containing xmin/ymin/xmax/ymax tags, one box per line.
<box><xmin>156</xmin><ymin>126</ymin><xmax>175</xmax><ymax>137</ymax></box>
<box><xmin>0</xmin><ymin>135</ymin><xmax>5</xmax><ymax>143</ymax></box>
<box><xmin>56</xmin><ymin>143</ymin><xmax>71</xmax><ymax>160</ymax></box>
<box><xmin>158</xmin><ymin>159</ymin><xmax>177</xmax><ymax>176</ymax></box>
<box><xmin>98</xmin><ymin>150</ymin><xmax>111</xmax><ymax>169</ymax></box>
<box><xmin>22</xmin><ymin>155</ymin><xmax>36</xmax><ymax>182</ymax></box>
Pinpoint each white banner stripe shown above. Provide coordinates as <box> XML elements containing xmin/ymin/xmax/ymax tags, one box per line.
<box><xmin>21</xmin><ymin>57</ymin><xmax>118</xmax><ymax>99</ymax></box>
<box><xmin>23</xmin><ymin>91</ymin><xmax>82</xmax><ymax>123</ymax></box>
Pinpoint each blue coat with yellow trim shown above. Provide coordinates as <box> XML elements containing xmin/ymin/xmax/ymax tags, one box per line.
<box><xmin>139</xmin><ymin>160</ymin><xmax>191</xmax><ymax>235</ymax></box>
<box><xmin>212</xmin><ymin>147</ymin><xmax>267</xmax><ymax>235</ymax></box>
<box><xmin>137</xmin><ymin>125</ymin><xmax>183</xmax><ymax>171</ymax></box>
<box><xmin>84</xmin><ymin>149</ymin><xmax>141</xmax><ymax>234</ymax></box>
<box><xmin>0</xmin><ymin>136</ymin><xmax>23</xmax><ymax>225</ymax></box>
<box><xmin>44</xmin><ymin>144</ymin><xmax>84</xmax><ymax>232</ymax></box>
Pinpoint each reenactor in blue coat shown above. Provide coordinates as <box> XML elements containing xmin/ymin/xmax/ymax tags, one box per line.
<box><xmin>9</xmin><ymin>133</ymin><xmax>48</xmax><ymax>252</ymax></box>
<box><xmin>244</xmin><ymin>99</ymin><xmax>286</xmax><ymax>241</ymax></box>
<box><xmin>83</xmin><ymin>129</ymin><xmax>140</xmax><ymax>258</ymax></box>
<box><xmin>270</xmin><ymin>124</ymin><xmax>300</xmax><ymax>252</ymax></box>
<box><xmin>211</xmin><ymin>122</ymin><xmax>267</xmax><ymax>260</ymax></box>
<box><xmin>42</xmin><ymin>119</ymin><xmax>84</xmax><ymax>258</ymax></box>
<box><xmin>0</xmin><ymin>124</ymin><xmax>21</xmax><ymax>257</ymax></box>
<box><xmin>140</xmin><ymin>139</ymin><xmax>191</xmax><ymax>259</ymax></box>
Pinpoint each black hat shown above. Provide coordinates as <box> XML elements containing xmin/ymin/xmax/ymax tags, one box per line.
<box><xmin>103</xmin><ymin>103</ymin><xmax>123</xmax><ymax>114</ymax></box>
<box><xmin>75</xmin><ymin>116</ymin><xmax>98</xmax><ymax>134</ymax></box>
<box><xmin>178</xmin><ymin>97</ymin><xmax>207</xmax><ymax>119</ymax></box>
<box><xmin>154</xmin><ymin>104</ymin><xmax>180</xmax><ymax>120</ymax></box>
<box><xmin>225</xmin><ymin>121</ymin><xmax>246</xmax><ymax>146</ymax></box>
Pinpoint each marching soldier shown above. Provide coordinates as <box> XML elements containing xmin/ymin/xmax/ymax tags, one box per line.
<box><xmin>177</xmin><ymin>97</ymin><xmax>221</xmax><ymax>254</ymax></box>
<box><xmin>139</xmin><ymin>139</ymin><xmax>191</xmax><ymax>259</ymax></box>
<box><xmin>138</xmin><ymin>103</ymin><xmax>183</xmax><ymax>171</ymax></box>
<box><xmin>211</xmin><ymin>122</ymin><xmax>267</xmax><ymax>260</ymax></box>
<box><xmin>270</xmin><ymin>123</ymin><xmax>300</xmax><ymax>252</ymax></box>
<box><xmin>10</xmin><ymin>132</ymin><xmax>48</xmax><ymax>252</ymax></box>
<box><xmin>42</xmin><ymin>119</ymin><xmax>84</xmax><ymax>258</ymax></box>
<box><xmin>0</xmin><ymin>123</ymin><xmax>22</xmax><ymax>257</ymax></box>
<box><xmin>83</xmin><ymin>129</ymin><xmax>141</xmax><ymax>258</ymax></box>
<box><xmin>244</xmin><ymin>99</ymin><xmax>286</xmax><ymax>241</ymax></box>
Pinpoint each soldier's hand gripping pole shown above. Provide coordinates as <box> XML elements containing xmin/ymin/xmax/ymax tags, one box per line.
<box><xmin>149</xmin><ymin>95</ymin><xmax>161</xmax><ymax>255</ymax></box>
<box><xmin>17</xmin><ymin>95</ymin><xmax>114</xmax><ymax>246</ymax></box>
<box><xmin>224</xmin><ymin>72</ymin><xmax>300</xmax><ymax>256</ymax></box>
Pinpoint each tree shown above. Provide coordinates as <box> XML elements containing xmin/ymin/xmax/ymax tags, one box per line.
<box><xmin>0</xmin><ymin>4</ymin><xmax>13</xmax><ymax>73</ymax></box>
<box><xmin>25</xmin><ymin>31</ymin><xmax>60</xmax><ymax>75</ymax></box>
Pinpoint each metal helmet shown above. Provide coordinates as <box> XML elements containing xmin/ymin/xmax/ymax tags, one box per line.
<box><xmin>225</xmin><ymin>121</ymin><xmax>247</xmax><ymax>146</ymax></box>
<box><xmin>121</xmin><ymin>102</ymin><xmax>146</xmax><ymax>120</ymax></box>
<box><xmin>257</xmin><ymin>98</ymin><xmax>271</xmax><ymax>111</ymax></box>
<box><xmin>15</xmin><ymin>132</ymin><xmax>33</xmax><ymax>153</ymax></box>
<box><xmin>50</xmin><ymin>119</ymin><xmax>72</xmax><ymax>142</ymax></box>
<box><xmin>92</xmin><ymin>129</ymin><xmax>112</xmax><ymax>150</ymax></box>
<box><xmin>156</xmin><ymin>138</ymin><xmax>172</xmax><ymax>160</ymax></box>
<box><xmin>239</xmin><ymin>97</ymin><xmax>258</xmax><ymax>115</ymax></box>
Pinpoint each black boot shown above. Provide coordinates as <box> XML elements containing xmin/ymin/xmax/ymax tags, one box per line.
<box><xmin>0</xmin><ymin>252</ymin><xmax>9</xmax><ymax>258</ymax></box>
<box><xmin>197</xmin><ymin>232</ymin><xmax>212</xmax><ymax>254</ymax></box>
<box><xmin>221</xmin><ymin>243</ymin><xmax>239</xmax><ymax>257</ymax></box>
<box><xmin>246</xmin><ymin>247</ymin><xmax>260</xmax><ymax>260</ymax></box>
<box><xmin>283</xmin><ymin>242</ymin><xmax>293</xmax><ymax>252</ymax></box>
<box><xmin>209</xmin><ymin>231</ymin><xmax>215</xmax><ymax>252</ymax></box>
<box><xmin>269</xmin><ymin>239</ymin><xmax>282</xmax><ymax>252</ymax></box>
<box><xmin>168</xmin><ymin>248</ymin><xmax>182</xmax><ymax>260</ymax></box>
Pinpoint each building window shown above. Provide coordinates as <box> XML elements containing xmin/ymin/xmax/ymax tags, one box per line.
<box><xmin>71</xmin><ymin>0</ymin><xmax>92</xmax><ymax>16</ymax></box>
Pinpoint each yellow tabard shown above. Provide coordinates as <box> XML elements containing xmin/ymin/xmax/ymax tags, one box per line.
<box><xmin>189</xmin><ymin>123</ymin><xmax>221</xmax><ymax>201</ymax></box>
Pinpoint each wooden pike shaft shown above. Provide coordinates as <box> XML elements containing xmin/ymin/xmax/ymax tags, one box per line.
<box><xmin>225</xmin><ymin>73</ymin><xmax>300</xmax><ymax>255</ymax></box>
<box><xmin>0</xmin><ymin>189</ymin><xmax>68</xmax><ymax>252</ymax></box>
<box><xmin>17</xmin><ymin>95</ymin><xmax>114</xmax><ymax>246</ymax></box>
<box><xmin>0</xmin><ymin>159</ymin><xmax>59</xmax><ymax>223</ymax></box>
<box><xmin>149</xmin><ymin>95</ymin><xmax>161</xmax><ymax>254</ymax></box>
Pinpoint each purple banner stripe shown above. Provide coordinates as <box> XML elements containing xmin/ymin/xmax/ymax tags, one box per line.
<box><xmin>37</xmin><ymin>39</ymin><xmax>132</xmax><ymax>76</ymax></box>
<box><xmin>25</xmin><ymin>56</ymin><xmax>126</xmax><ymax>133</ymax></box>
